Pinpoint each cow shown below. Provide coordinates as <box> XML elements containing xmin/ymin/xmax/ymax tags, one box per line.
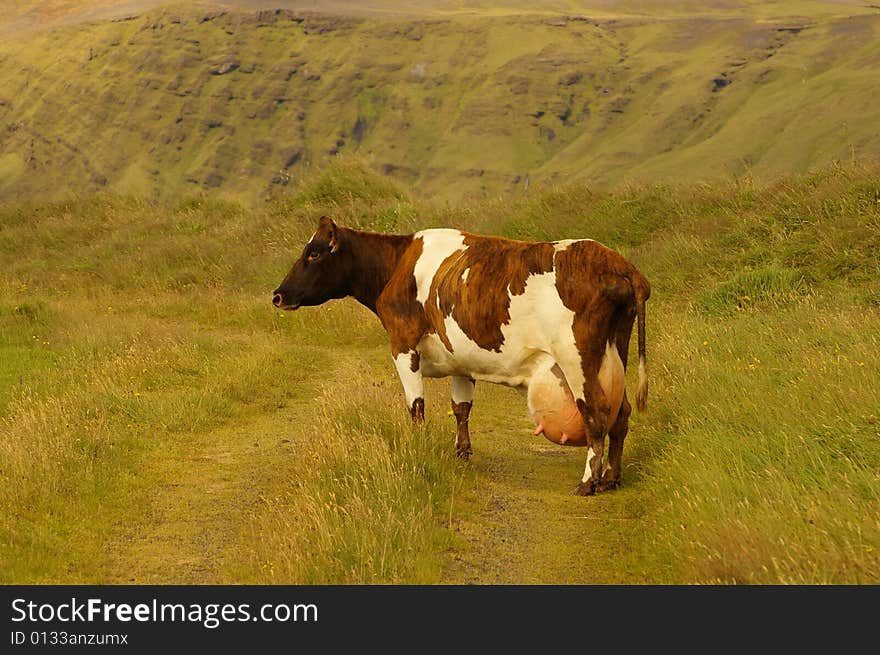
<box><xmin>273</xmin><ymin>215</ymin><xmax>650</xmax><ymax>495</ymax></box>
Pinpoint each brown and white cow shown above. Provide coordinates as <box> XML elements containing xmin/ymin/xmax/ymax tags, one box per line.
<box><xmin>273</xmin><ymin>216</ymin><xmax>650</xmax><ymax>495</ymax></box>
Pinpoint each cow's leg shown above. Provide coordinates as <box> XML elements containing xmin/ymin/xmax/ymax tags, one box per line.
<box><xmin>574</xmin><ymin>371</ymin><xmax>618</xmax><ymax>496</ymax></box>
<box><xmin>599</xmin><ymin>392</ymin><xmax>631</xmax><ymax>492</ymax></box>
<box><xmin>555</xmin><ymin>348</ymin><xmax>611</xmax><ymax>496</ymax></box>
<box><xmin>393</xmin><ymin>350</ymin><xmax>425</xmax><ymax>423</ymax></box>
<box><xmin>451</xmin><ymin>376</ymin><xmax>475</xmax><ymax>459</ymax></box>
<box><xmin>574</xmin><ymin>423</ymin><xmax>607</xmax><ymax>496</ymax></box>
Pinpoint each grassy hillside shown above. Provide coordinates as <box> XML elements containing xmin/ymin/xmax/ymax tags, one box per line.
<box><xmin>1</xmin><ymin>161</ymin><xmax>878</xmax><ymax>583</ymax></box>
<box><xmin>0</xmin><ymin>3</ymin><xmax>878</xmax><ymax>205</ymax></box>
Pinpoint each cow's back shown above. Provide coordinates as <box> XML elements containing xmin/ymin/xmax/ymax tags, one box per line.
<box><xmin>414</xmin><ymin>229</ymin><xmax>641</xmax><ymax>331</ymax></box>
<box><xmin>423</xmin><ymin>230</ymin><xmax>555</xmax><ymax>348</ymax></box>
<box><xmin>401</xmin><ymin>230</ymin><xmax>574</xmax><ymax>383</ymax></box>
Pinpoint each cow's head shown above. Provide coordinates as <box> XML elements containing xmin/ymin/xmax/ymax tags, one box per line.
<box><xmin>272</xmin><ymin>216</ymin><xmax>349</xmax><ymax>310</ymax></box>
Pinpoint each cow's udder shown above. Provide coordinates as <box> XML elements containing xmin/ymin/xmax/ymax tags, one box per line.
<box><xmin>527</xmin><ymin>363</ymin><xmax>587</xmax><ymax>446</ymax></box>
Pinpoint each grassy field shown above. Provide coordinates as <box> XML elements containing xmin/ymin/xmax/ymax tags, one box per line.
<box><xmin>1</xmin><ymin>159</ymin><xmax>878</xmax><ymax>583</ymax></box>
<box><xmin>1</xmin><ymin>3</ymin><xmax>878</xmax><ymax>205</ymax></box>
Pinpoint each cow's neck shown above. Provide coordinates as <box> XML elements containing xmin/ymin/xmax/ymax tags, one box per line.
<box><xmin>341</xmin><ymin>228</ymin><xmax>413</xmax><ymax>313</ymax></box>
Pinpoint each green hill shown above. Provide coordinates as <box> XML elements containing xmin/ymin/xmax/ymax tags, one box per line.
<box><xmin>0</xmin><ymin>2</ymin><xmax>878</xmax><ymax>204</ymax></box>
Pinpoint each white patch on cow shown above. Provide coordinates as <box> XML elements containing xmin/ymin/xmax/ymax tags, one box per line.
<box><xmin>393</xmin><ymin>351</ymin><xmax>424</xmax><ymax>408</ymax></box>
<box><xmin>461</xmin><ymin>268</ymin><xmax>469</xmax><ymax>283</ymax></box>
<box><xmin>417</xmin><ymin>270</ymin><xmax>580</xmax><ymax>392</ymax></box>
<box><xmin>552</xmin><ymin>343</ymin><xmax>585</xmax><ymax>403</ymax></box>
<box><xmin>451</xmin><ymin>376</ymin><xmax>475</xmax><ymax>404</ymax></box>
<box><xmin>582</xmin><ymin>447</ymin><xmax>597</xmax><ymax>483</ymax></box>
<box><xmin>553</xmin><ymin>238</ymin><xmax>596</xmax><ymax>253</ymax></box>
<box><xmin>598</xmin><ymin>340</ymin><xmax>625</xmax><ymax>429</ymax></box>
<box><xmin>413</xmin><ymin>229</ymin><xmax>467</xmax><ymax>305</ymax></box>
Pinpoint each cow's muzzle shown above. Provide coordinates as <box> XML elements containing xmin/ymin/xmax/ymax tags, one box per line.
<box><xmin>272</xmin><ymin>291</ymin><xmax>299</xmax><ymax>311</ymax></box>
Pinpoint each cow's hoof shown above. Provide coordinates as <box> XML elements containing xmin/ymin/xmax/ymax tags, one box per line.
<box><xmin>456</xmin><ymin>448</ymin><xmax>472</xmax><ymax>461</ymax></box>
<box><xmin>597</xmin><ymin>479</ymin><xmax>620</xmax><ymax>493</ymax></box>
<box><xmin>572</xmin><ymin>481</ymin><xmax>596</xmax><ymax>496</ymax></box>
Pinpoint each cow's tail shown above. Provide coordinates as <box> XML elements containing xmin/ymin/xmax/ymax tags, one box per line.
<box><xmin>634</xmin><ymin>278</ymin><xmax>649</xmax><ymax>412</ymax></box>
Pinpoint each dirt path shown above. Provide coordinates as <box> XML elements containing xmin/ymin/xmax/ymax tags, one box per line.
<box><xmin>441</xmin><ymin>383</ymin><xmax>650</xmax><ymax>584</ymax></box>
<box><xmin>99</xmin><ymin>360</ymin><xmax>650</xmax><ymax>584</ymax></box>
<box><xmin>101</xmin><ymin>405</ymin><xmax>309</xmax><ymax>583</ymax></box>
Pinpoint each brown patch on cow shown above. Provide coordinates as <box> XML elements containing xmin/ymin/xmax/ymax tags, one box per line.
<box><xmin>451</xmin><ymin>399</ymin><xmax>473</xmax><ymax>459</ymax></box>
<box><xmin>410</xmin><ymin>351</ymin><xmax>420</xmax><ymax>372</ymax></box>
<box><xmin>425</xmin><ymin>235</ymin><xmax>556</xmax><ymax>352</ymax></box>
<box><xmin>376</xmin><ymin>237</ymin><xmax>430</xmax><ymax>357</ymax></box>
<box><xmin>343</xmin><ymin>228</ymin><xmax>415</xmax><ymax>313</ymax></box>
<box><xmin>554</xmin><ymin>240</ymin><xmax>649</xmax><ymax>369</ymax></box>
<box><xmin>410</xmin><ymin>397</ymin><xmax>425</xmax><ymax>423</ymax></box>
<box><xmin>554</xmin><ymin>240</ymin><xmax>650</xmax><ymax>452</ymax></box>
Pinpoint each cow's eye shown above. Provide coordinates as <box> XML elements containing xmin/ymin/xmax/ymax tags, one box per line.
<box><xmin>307</xmin><ymin>251</ymin><xmax>320</xmax><ymax>262</ymax></box>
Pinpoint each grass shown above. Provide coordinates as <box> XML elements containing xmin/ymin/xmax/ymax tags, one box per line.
<box><xmin>640</xmin><ymin>302</ymin><xmax>879</xmax><ymax>582</ymax></box>
<box><xmin>236</xmin><ymin>379</ymin><xmax>461</xmax><ymax>584</ymax></box>
<box><xmin>0</xmin><ymin>168</ymin><xmax>455</xmax><ymax>583</ymax></box>
<box><xmin>1</xmin><ymin>160</ymin><xmax>879</xmax><ymax>583</ymax></box>
<box><xmin>696</xmin><ymin>264</ymin><xmax>811</xmax><ymax>315</ymax></box>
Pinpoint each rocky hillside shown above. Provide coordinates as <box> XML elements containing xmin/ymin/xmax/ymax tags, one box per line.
<box><xmin>0</xmin><ymin>3</ymin><xmax>878</xmax><ymax>203</ymax></box>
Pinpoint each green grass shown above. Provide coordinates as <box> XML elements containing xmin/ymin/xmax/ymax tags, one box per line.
<box><xmin>1</xmin><ymin>161</ymin><xmax>878</xmax><ymax>583</ymax></box>
<box><xmin>697</xmin><ymin>264</ymin><xmax>811</xmax><ymax>315</ymax></box>
<box><xmin>642</xmin><ymin>304</ymin><xmax>879</xmax><ymax>583</ymax></box>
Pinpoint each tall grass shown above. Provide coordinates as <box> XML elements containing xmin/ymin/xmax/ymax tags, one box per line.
<box><xmin>1</xmin><ymin>161</ymin><xmax>879</xmax><ymax>583</ymax></box>
<box><xmin>237</xmin><ymin>377</ymin><xmax>462</xmax><ymax>584</ymax></box>
<box><xmin>639</xmin><ymin>302</ymin><xmax>880</xmax><ymax>583</ymax></box>
<box><xmin>0</xmin><ymin>176</ymin><xmax>456</xmax><ymax>582</ymax></box>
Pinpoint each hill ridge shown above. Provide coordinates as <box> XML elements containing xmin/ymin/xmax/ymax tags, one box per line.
<box><xmin>0</xmin><ymin>4</ymin><xmax>878</xmax><ymax>204</ymax></box>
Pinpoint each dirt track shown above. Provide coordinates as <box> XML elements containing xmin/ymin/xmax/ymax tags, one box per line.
<box><xmin>94</xmin><ymin>368</ymin><xmax>650</xmax><ymax>584</ymax></box>
<box><xmin>440</xmin><ymin>382</ymin><xmax>650</xmax><ymax>584</ymax></box>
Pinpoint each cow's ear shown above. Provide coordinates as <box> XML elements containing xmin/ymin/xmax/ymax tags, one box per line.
<box><xmin>319</xmin><ymin>215</ymin><xmax>340</xmax><ymax>253</ymax></box>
